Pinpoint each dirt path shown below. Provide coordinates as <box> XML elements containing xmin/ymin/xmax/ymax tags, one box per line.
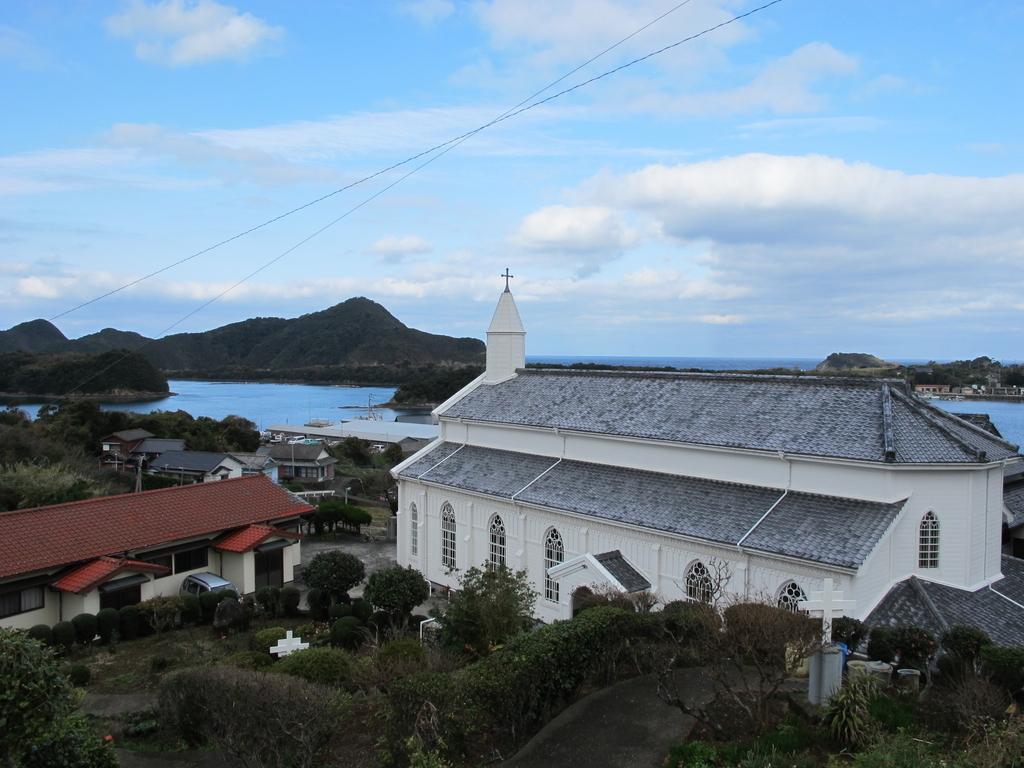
<box><xmin>80</xmin><ymin>692</ymin><xmax>157</xmax><ymax>718</ymax></box>
<box><xmin>501</xmin><ymin>669</ymin><xmax>714</xmax><ymax>768</ymax></box>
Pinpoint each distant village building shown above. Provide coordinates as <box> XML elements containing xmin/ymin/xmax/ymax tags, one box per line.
<box><xmin>393</xmin><ymin>284</ymin><xmax>1024</xmax><ymax>644</ymax></box>
<box><xmin>261</xmin><ymin>443</ymin><xmax>337</xmax><ymax>483</ymax></box>
<box><xmin>149</xmin><ymin>450</ymin><xmax>246</xmax><ymax>483</ymax></box>
<box><xmin>0</xmin><ymin>476</ymin><xmax>309</xmax><ymax>629</ymax></box>
<box><xmin>913</xmin><ymin>383</ymin><xmax>950</xmax><ymax>394</ymax></box>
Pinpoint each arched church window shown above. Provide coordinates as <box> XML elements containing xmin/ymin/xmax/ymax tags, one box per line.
<box><xmin>441</xmin><ymin>503</ymin><xmax>457</xmax><ymax>570</ymax></box>
<box><xmin>919</xmin><ymin>511</ymin><xmax>939</xmax><ymax>569</ymax></box>
<box><xmin>544</xmin><ymin>528</ymin><xmax>564</xmax><ymax>603</ymax></box>
<box><xmin>777</xmin><ymin>581</ymin><xmax>807</xmax><ymax>612</ymax></box>
<box><xmin>686</xmin><ymin>560</ymin><xmax>713</xmax><ymax>604</ymax></box>
<box><xmin>489</xmin><ymin>515</ymin><xmax>506</xmax><ymax>568</ymax></box>
<box><xmin>409</xmin><ymin>502</ymin><xmax>418</xmax><ymax>557</ymax></box>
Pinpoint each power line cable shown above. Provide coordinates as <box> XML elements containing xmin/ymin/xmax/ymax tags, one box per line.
<box><xmin>47</xmin><ymin>0</ymin><xmax>770</xmax><ymax>323</ymax></box>
<box><xmin>56</xmin><ymin>0</ymin><xmax>784</xmax><ymax>396</ymax></box>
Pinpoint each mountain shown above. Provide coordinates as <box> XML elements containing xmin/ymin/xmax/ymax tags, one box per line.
<box><xmin>816</xmin><ymin>352</ymin><xmax>894</xmax><ymax>371</ymax></box>
<box><xmin>0</xmin><ymin>298</ymin><xmax>485</xmax><ymax>374</ymax></box>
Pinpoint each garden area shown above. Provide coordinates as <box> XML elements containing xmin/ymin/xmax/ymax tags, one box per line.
<box><xmin>3</xmin><ymin>556</ymin><xmax>1023</xmax><ymax>768</ymax></box>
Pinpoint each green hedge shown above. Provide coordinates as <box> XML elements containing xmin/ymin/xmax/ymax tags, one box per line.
<box><xmin>384</xmin><ymin>607</ymin><xmax>656</xmax><ymax>763</ymax></box>
<box><xmin>980</xmin><ymin>645</ymin><xmax>1024</xmax><ymax>694</ymax></box>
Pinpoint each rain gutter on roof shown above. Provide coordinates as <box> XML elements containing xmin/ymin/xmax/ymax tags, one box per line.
<box><xmin>510</xmin><ymin>457</ymin><xmax>562</xmax><ymax>503</ymax></box>
<box><xmin>416</xmin><ymin>444</ymin><xmax>466</xmax><ymax>480</ymax></box>
<box><xmin>988</xmin><ymin>584</ymin><xmax>1024</xmax><ymax>611</ymax></box>
<box><xmin>881</xmin><ymin>384</ymin><xmax>896</xmax><ymax>463</ymax></box>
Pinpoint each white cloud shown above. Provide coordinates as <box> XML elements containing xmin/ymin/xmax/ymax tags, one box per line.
<box><xmin>367</xmin><ymin>234</ymin><xmax>433</xmax><ymax>262</ymax></box>
<box><xmin>515</xmin><ymin>205</ymin><xmax>638</xmax><ymax>275</ymax></box>
<box><xmin>737</xmin><ymin>116</ymin><xmax>882</xmax><ymax>136</ymax></box>
<box><xmin>697</xmin><ymin>313</ymin><xmax>745</xmax><ymax>325</ymax></box>
<box><xmin>105</xmin><ymin>0</ymin><xmax>282</xmax><ymax>66</ymax></box>
<box><xmin>400</xmin><ymin>0</ymin><xmax>455</xmax><ymax>25</ymax></box>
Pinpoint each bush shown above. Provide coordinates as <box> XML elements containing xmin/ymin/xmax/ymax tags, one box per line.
<box><xmin>118</xmin><ymin>605</ymin><xmax>140</xmax><ymax>640</ymax></box>
<box><xmin>941</xmin><ymin>624</ymin><xmax>991</xmax><ymax>663</ymax></box>
<box><xmin>980</xmin><ymin>645</ymin><xmax>1024</xmax><ymax>696</ymax></box>
<box><xmin>68</xmin><ymin>664</ymin><xmax>91</xmax><ymax>686</ymax></box>
<box><xmin>138</xmin><ymin>595</ymin><xmax>183</xmax><ymax>633</ymax></box>
<box><xmin>331</xmin><ymin>616</ymin><xmax>365</xmax><ymax>649</ymax></box>
<box><xmin>890</xmin><ymin>625</ymin><xmax>936</xmax><ymax>670</ymax></box>
<box><xmin>52</xmin><ymin>621</ymin><xmax>76</xmax><ymax>651</ymax></box>
<box><xmin>372</xmin><ymin>638</ymin><xmax>428</xmax><ymax>685</ymax></box>
<box><xmin>439</xmin><ymin>565</ymin><xmax>538</xmax><ymax>656</ymax></box>
<box><xmin>27</xmin><ymin>624</ymin><xmax>52</xmax><ymax>646</ymax></box>
<box><xmin>281</xmin><ymin>585</ymin><xmax>301</xmax><ymax>617</ymax></box>
<box><xmin>919</xmin><ymin>674</ymin><xmax>1011</xmax><ymax>733</ymax></box>
<box><xmin>867</xmin><ymin>627</ymin><xmax>895</xmax><ymax>663</ymax></box>
<box><xmin>71</xmin><ymin>613</ymin><xmax>98</xmax><ymax>645</ymax></box>
<box><xmin>213</xmin><ymin>597</ymin><xmax>245</xmax><ymax>632</ymax></box>
<box><xmin>254</xmin><ymin>626</ymin><xmax>287</xmax><ymax>654</ymax></box>
<box><xmin>256</xmin><ymin>586</ymin><xmax>282</xmax><ymax>617</ymax></box>
<box><xmin>276</xmin><ymin>647</ymin><xmax>352</xmax><ymax>687</ymax></box>
<box><xmin>303</xmin><ymin>550</ymin><xmax>365</xmax><ymax>602</ymax></box>
<box><xmin>365</xmin><ymin>565</ymin><xmax>429</xmax><ymax>623</ymax></box>
<box><xmin>823</xmin><ymin>673</ymin><xmax>879</xmax><ymax>747</ymax></box>
<box><xmin>180</xmin><ymin>595</ymin><xmax>202</xmax><ymax>625</ymax></box>
<box><xmin>199</xmin><ymin>590</ymin><xmax>223</xmax><ymax>623</ymax></box>
<box><xmin>329</xmin><ymin>602</ymin><xmax>353</xmax><ymax>620</ymax></box>
<box><xmin>96</xmin><ymin>608</ymin><xmax>120</xmax><ymax>644</ymax></box>
<box><xmin>351</xmin><ymin>598</ymin><xmax>373</xmax><ymax>624</ymax></box>
<box><xmin>19</xmin><ymin>711</ymin><xmax>118</xmax><ymax>768</ymax></box>
<box><xmin>306</xmin><ymin>587</ymin><xmax>328</xmax><ymax>620</ymax></box>
<box><xmin>159</xmin><ymin>666</ymin><xmax>345</xmax><ymax>767</ymax></box>
<box><xmin>832</xmin><ymin>616</ymin><xmax>867</xmax><ymax>651</ymax></box>
<box><xmin>227</xmin><ymin>650</ymin><xmax>275</xmax><ymax>671</ymax></box>
<box><xmin>660</xmin><ymin>601</ymin><xmax>721</xmax><ymax>664</ymax></box>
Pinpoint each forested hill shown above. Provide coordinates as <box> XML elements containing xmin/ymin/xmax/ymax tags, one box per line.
<box><xmin>0</xmin><ymin>350</ymin><xmax>168</xmax><ymax>396</ymax></box>
<box><xmin>0</xmin><ymin>298</ymin><xmax>485</xmax><ymax>374</ymax></box>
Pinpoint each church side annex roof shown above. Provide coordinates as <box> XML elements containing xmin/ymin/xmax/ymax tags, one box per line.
<box><xmin>439</xmin><ymin>369</ymin><xmax>1019</xmax><ymax>465</ymax></box>
<box><xmin>400</xmin><ymin>442</ymin><xmax>906</xmax><ymax>569</ymax></box>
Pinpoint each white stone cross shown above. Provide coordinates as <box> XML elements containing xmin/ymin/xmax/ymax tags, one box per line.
<box><xmin>269</xmin><ymin>630</ymin><xmax>309</xmax><ymax>657</ymax></box>
<box><xmin>798</xmin><ymin>578</ymin><xmax>856</xmax><ymax>644</ymax></box>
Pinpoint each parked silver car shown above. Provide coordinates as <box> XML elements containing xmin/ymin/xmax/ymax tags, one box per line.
<box><xmin>179</xmin><ymin>572</ymin><xmax>238</xmax><ymax>597</ymax></box>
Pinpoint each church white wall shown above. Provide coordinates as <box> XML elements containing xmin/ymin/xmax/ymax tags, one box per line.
<box><xmin>397</xmin><ymin>479</ymin><xmax>859</xmax><ymax>623</ymax></box>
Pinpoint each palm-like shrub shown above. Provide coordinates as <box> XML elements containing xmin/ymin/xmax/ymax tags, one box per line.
<box><xmin>823</xmin><ymin>674</ymin><xmax>880</xmax><ymax>747</ymax></box>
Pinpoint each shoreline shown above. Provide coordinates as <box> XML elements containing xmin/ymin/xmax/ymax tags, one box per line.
<box><xmin>0</xmin><ymin>390</ymin><xmax>173</xmax><ymax>405</ymax></box>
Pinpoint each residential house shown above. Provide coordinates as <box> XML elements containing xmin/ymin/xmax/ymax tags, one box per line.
<box><xmin>262</xmin><ymin>444</ymin><xmax>337</xmax><ymax>483</ymax></box>
<box><xmin>0</xmin><ymin>475</ymin><xmax>311</xmax><ymax>629</ymax></box>
<box><xmin>149</xmin><ymin>450</ymin><xmax>245</xmax><ymax>483</ymax></box>
<box><xmin>99</xmin><ymin>429</ymin><xmax>153</xmax><ymax>468</ymax></box>
<box><xmin>132</xmin><ymin>437</ymin><xmax>187</xmax><ymax>466</ymax></box>
<box><xmin>230</xmin><ymin>452</ymin><xmax>280</xmax><ymax>483</ymax></box>
<box><xmin>393</xmin><ymin>286</ymin><xmax>1024</xmax><ymax>644</ymax></box>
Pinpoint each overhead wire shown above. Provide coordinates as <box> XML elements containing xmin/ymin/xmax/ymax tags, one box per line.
<box><xmin>54</xmin><ymin>0</ymin><xmax>785</xmax><ymax>396</ymax></box>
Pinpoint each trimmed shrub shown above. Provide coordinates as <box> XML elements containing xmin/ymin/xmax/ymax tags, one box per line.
<box><xmin>256</xmin><ymin>586</ymin><xmax>281</xmax><ymax>617</ymax></box>
<box><xmin>68</xmin><ymin>664</ymin><xmax>91</xmax><ymax>686</ymax></box>
<box><xmin>331</xmin><ymin>616</ymin><xmax>365</xmax><ymax>649</ymax></box>
<box><xmin>96</xmin><ymin>608</ymin><xmax>120</xmax><ymax>645</ymax></box>
<box><xmin>71</xmin><ymin>613</ymin><xmax>98</xmax><ymax>645</ymax></box>
<box><xmin>306</xmin><ymin>588</ymin><xmax>328</xmax><ymax>620</ymax></box>
<box><xmin>27</xmin><ymin>624</ymin><xmax>52</xmax><ymax>646</ymax></box>
<box><xmin>867</xmin><ymin>627</ymin><xmax>895</xmax><ymax>663</ymax></box>
<box><xmin>118</xmin><ymin>604</ymin><xmax>140</xmax><ymax>640</ymax></box>
<box><xmin>941</xmin><ymin>624</ymin><xmax>991</xmax><ymax>663</ymax></box>
<box><xmin>369</xmin><ymin>610</ymin><xmax>392</xmax><ymax>632</ymax></box>
<box><xmin>227</xmin><ymin>650</ymin><xmax>274</xmax><ymax>671</ymax></box>
<box><xmin>199</xmin><ymin>590</ymin><xmax>222</xmax><ymax>623</ymax></box>
<box><xmin>303</xmin><ymin>550</ymin><xmax>365</xmax><ymax>602</ymax></box>
<box><xmin>180</xmin><ymin>595</ymin><xmax>202</xmax><ymax>625</ymax></box>
<box><xmin>254</xmin><ymin>626</ymin><xmax>287</xmax><ymax>654</ymax></box>
<box><xmin>213</xmin><ymin>597</ymin><xmax>245</xmax><ymax>633</ymax></box>
<box><xmin>660</xmin><ymin>601</ymin><xmax>721</xmax><ymax>664</ymax></box>
<box><xmin>138</xmin><ymin>595</ymin><xmax>183</xmax><ymax>633</ymax></box>
<box><xmin>280</xmin><ymin>585</ymin><xmax>301</xmax><ymax>617</ymax></box>
<box><xmin>980</xmin><ymin>645</ymin><xmax>1024</xmax><ymax>696</ymax></box>
<box><xmin>276</xmin><ymin>647</ymin><xmax>352</xmax><ymax>687</ymax></box>
<box><xmin>351</xmin><ymin>597</ymin><xmax>373</xmax><ymax>624</ymax></box>
<box><xmin>329</xmin><ymin>602</ymin><xmax>353</xmax><ymax>620</ymax></box>
<box><xmin>890</xmin><ymin>625</ymin><xmax>936</xmax><ymax>670</ymax></box>
<box><xmin>52</xmin><ymin>621</ymin><xmax>76</xmax><ymax>651</ymax></box>
<box><xmin>832</xmin><ymin>616</ymin><xmax>867</xmax><ymax>652</ymax></box>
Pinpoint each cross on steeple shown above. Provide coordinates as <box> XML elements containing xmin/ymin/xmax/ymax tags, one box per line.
<box><xmin>501</xmin><ymin>267</ymin><xmax>514</xmax><ymax>292</ymax></box>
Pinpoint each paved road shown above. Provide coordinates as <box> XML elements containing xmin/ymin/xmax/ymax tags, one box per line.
<box><xmin>501</xmin><ymin>669</ymin><xmax>713</xmax><ymax>768</ymax></box>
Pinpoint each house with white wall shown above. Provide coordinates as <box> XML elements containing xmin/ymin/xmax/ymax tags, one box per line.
<box><xmin>393</xmin><ymin>285</ymin><xmax>1024</xmax><ymax>644</ymax></box>
<box><xmin>0</xmin><ymin>475</ymin><xmax>310</xmax><ymax>630</ymax></box>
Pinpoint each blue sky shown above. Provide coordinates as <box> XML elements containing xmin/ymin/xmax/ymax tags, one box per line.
<box><xmin>1</xmin><ymin>0</ymin><xmax>1022</xmax><ymax>360</ymax></box>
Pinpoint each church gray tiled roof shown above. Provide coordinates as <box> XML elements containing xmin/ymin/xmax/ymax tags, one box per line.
<box><xmin>866</xmin><ymin>556</ymin><xmax>1024</xmax><ymax>647</ymax></box>
<box><xmin>1005</xmin><ymin>482</ymin><xmax>1024</xmax><ymax>531</ymax></box>
<box><xmin>440</xmin><ymin>370</ymin><xmax>1018</xmax><ymax>465</ymax></box>
<box><xmin>595</xmin><ymin>551</ymin><xmax>651</xmax><ymax>593</ymax></box>
<box><xmin>400</xmin><ymin>442</ymin><xmax>906</xmax><ymax>569</ymax></box>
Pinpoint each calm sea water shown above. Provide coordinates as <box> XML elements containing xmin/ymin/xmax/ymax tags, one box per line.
<box><xmin>12</xmin><ymin>357</ymin><xmax>1023</xmax><ymax>449</ymax></box>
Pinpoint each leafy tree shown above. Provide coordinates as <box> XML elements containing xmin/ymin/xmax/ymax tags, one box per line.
<box><xmin>1</xmin><ymin>628</ymin><xmax>117</xmax><ymax>767</ymax></box>
<box><xmin>303</xmin><ymin>551</ymin><xmax>366</xmax><ymax>601</ymax></box>
<box><xmin>438</xmin><ymin>564</ymin><xmax>537</xmax><ymax>656</ymax></box>
<box><xmin>334</xmin><ymin>437</ymin><xmax>372</xmax><ymax>467</ymax></box>
<box><xmin>0</xmin><ymin>463</ymin><xmax>94</xmax><ymax>510</ymax></box>
<box><xmin>364</xmin><ymin>565</ymin><xmax>430</xmax><ymax>623</ymax></box>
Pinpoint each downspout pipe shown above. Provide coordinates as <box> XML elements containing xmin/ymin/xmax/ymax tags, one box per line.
<box><xmin>735</xmin><ymin>450</ymin><xmax>792</xmax><ymax>597</ymax></box>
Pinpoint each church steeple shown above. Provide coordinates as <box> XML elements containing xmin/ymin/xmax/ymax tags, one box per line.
<box><xmin>485</xmin><ymin>269</ymin><xmax>526</xmax><ymax>382</ymax></box>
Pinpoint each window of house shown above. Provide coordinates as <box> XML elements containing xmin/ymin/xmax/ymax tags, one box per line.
<box><xmin>777</xmin><ymin>581</ymin><xmax>807</xmax><ymax>612</ymax></box>
<box><xmin>919</xmin><ymin>511</ymin><xmax>939</xmax><ymax>568</ymax></box>
<box><xmin>410</xmin><ymin>502</ymin><xmax>418</xmax><ymax>557</ymax></box>
<box><xmin>0</xmin><ymin>585</ymin><xmax>44</xmax><ymax>618</ymax></box>
<box><xmin>174</xmin><ymin>546</ymin><xmax>209</xmax><ymax>574</ymax></box>
<box><xmin>686</xmin><ymin>560</ymin><xmax>714</xmax><ymax>604</ymax></box>
<box><xmin>544</xmin><ymin>528</ymin><xmax>564</xmax><ymax>603</ymax></box>
<box><xmin>489</xmin><ymin>515</ymin><xmax>506</xmax><ymax>568</ymax></box>
<box><xmin>441</xmin><ymin>503</ymin><xmax>457</xmax><ymax>570</ymax></box>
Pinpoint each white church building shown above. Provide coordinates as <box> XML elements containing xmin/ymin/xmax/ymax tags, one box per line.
<box><xmin>393</xmin><ymin>284</ymin><xmax>1024</xmax><ymax>643</ymax></box>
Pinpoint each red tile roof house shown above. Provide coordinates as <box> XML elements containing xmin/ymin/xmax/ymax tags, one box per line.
<box><xmin>0</xmin><ymin>475</ymin><xmax>312</xmax><ymax>630</ymax></box>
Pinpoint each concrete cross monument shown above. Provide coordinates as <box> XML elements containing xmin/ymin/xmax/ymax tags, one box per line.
<box><xmin>798</xmin><ymin>577</ymin><xmax>857</xmax><ymax>644</ymax></box>
<box><xmin>269</xmin><ymin>630</ymin><xmax>309</xmax><ymax>658</ymax></box>
<box><xmin>798</xmin><ymin>578</ymin><xmax>857</xmax><ymax>705</ymax></box>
